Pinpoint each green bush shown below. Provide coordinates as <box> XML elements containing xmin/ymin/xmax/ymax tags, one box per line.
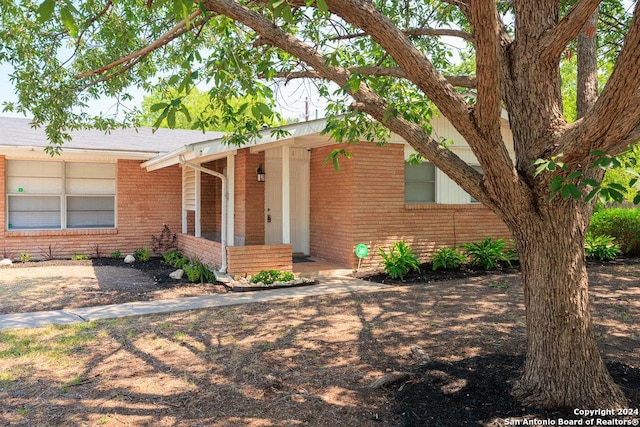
<box><xmin>431</xmin><ymin>247</ymin><xmax>466</xmax><ymax>271</ymax></box>
<box><xmin>110</xmin><ymin>250</ymin><xmax>121</xmax><ymax>259</ymax></box>
<box><xmin>584</xmin><ymin>233</ymin><xmax>621</xmax><ymax>261</ymax></box>
<box><xmin>133</xmin><ymin>247</ymin><xmax>151</xmax><ymax>262</ymax></box>
<box><xmin>163</xmin><ymin>249</ymin><xmax>188</xmax><ymax>268</ymax></box>
<box><xmin>183</xmin><ymin>257</ymin><xmax>215</xmax><ymax>283</ymax></box>
<box><xmin>589</xmin><ymin>208</ymin><xmax>640</xmax><ymax>255</ymax></box>
<box><xmin>460</xmin><ymin>238</ymin><xmax>510</xmax><ymax>270</ymax></box>
<box><xmin>379</xmin><ymin>241</ymin><xmax>421</xmax><ymax>280</ymax></box>
<box><xmin>72</xmin><ymin>254</ymin><xmax>89</xmax><ymax>260</ymax></box>
<box><xmin>251</xmin><ymin>270</ymin><xmax>295</xmax><ymax>285</ymax></box>
<box><xmin>19</xmin><ymin>252</ymin><xmax>30</xmax><ymax>263</ymax></box>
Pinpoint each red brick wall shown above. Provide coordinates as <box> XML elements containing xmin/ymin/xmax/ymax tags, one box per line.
<box><xmin>234</xmin><ymin>149</ymin><xmax>265</xmax><ymax>246</ymax></box>
<box><xmin>309</xmin><ymin>146</ymin><xmax>356</xmax><ymax>266</ymax></box>
<box><xmin>309</xmin><ymin>143</ymin><xmax>512</xmax><ymax>269</ymax></box>
<box><xmin>227</xmin><ymin>244</ymin><xmax>292</xmax><ymax>276</ymax></box>
<box><xmin>177</xmin><ymin>233</ymin><xmax>222</xmax><ymax>269</ymax></box>
<box><xmin>1</xmin><ymin>159</ymin><xmax>182</xmax><ymax>261</ymax></box>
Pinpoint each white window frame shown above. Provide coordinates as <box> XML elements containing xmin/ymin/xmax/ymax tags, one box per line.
<box><xmin>6</xmin><ymin>160</ymin><xmax>117</xmax><ymax>231</ymax></box>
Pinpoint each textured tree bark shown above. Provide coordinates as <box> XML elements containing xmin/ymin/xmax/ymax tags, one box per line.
<box><xmin>507</xmin><ymin>197</ymin><xmax>628</xmax><ymax>408</ymax></box>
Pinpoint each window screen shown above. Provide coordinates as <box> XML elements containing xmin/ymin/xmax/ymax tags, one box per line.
<box><xmin>405</xmin><ymin>162</ymin><xmax>436</xmax><ymax>203</ymax></box>
<box><xmin>6</xmin><ymin>160</ymin><xmax>116</xmax><ymax>230</ymax></box>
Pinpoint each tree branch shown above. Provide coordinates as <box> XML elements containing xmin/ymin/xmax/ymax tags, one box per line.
<box><xmin>270</xmin><ymin>67</ymin><xmax>477</xmax><ymax>89</ymax></box>
<box><xmin>469</xmin><ymin>0</ymin><xmax>502</xmax><ymax>135</ymax></box>
<box><xmin>537</xmin><ymin>0</ymin><xmax>602</xmax><ymax>60</ymax></box>
<box><xmin>202</xmin><ymin>0</ymin><xmax>494</xmax><ymax>207</ymax></box>
<box><xmin>330</xmin><ymin>27</ymin><xmax>474</xmax><ymax>43</ymax></box>
<box><xmin>75</xmin><ymin>10</ymin><xmax>205</xmax><ymax>79</ymax></box>
<box><xmin>560</xmin><ymin>2</ymin><xmax>640</xmax><ymax>162</ymax></box>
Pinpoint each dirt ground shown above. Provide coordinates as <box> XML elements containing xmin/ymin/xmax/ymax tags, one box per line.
<box><xmin>0</xmin><ymin>258</ymin><xmax>638</xmax><ymax>426</ymax></box>
<box><xmin>0</xmin><ymin>258</ymin><xmax>227</xmax><ymax>315</ymax></box>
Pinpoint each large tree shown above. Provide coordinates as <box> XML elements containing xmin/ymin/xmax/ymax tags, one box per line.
<box><xmin>1</xmin><ymin>0</ymin><xmax>639</xmax><ymax>409</ymax></box>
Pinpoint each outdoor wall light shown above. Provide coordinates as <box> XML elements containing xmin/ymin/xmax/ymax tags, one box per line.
<box><xmin>256</xmin><ymin>165</ymin><xmax>265</xmax><ymax>182</ymax></box>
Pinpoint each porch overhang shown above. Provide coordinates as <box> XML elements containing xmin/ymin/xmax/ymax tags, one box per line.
<box><xmin>140</xmin><ymin>118</ymin><xmax>335</xmax><ymax>172</ymax></box>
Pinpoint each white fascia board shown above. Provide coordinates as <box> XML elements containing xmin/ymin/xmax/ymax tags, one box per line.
<box><xmin>141</xmin><ymin>146</ymin><xmax>193</xmax><ymax>171</ymax></box>
<box><xmin>0</xmin><ymin>145</ymin><xmax>158</xmax><ymax>161</ymax></box>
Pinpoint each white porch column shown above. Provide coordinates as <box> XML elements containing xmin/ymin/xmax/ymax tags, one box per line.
<box><xmin>281</xmin><ymin>145</ymin><xmax>291</xmax><ymax>244</ymax></box>
<box><xmin>226</xmin><ymin>153</ymin><xmax>235</xmax><ymax>246</ymax></box>
<box><xmin>195</xmin><ymin>169</ymin><xmax>201</xmax><ymax>238</ymax></box>
<box><xmin>181</xmin><ymin>166</ymin><xmax>188</xmax><ymax>234</ymax></box>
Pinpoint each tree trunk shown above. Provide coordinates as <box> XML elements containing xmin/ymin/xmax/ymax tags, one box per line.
<box><xmin>507</xmin><ymin>198</ymin><xmax>628</xmax><ymax>408</ymax></box>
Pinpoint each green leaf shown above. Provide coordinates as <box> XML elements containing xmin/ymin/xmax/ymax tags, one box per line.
<box><xmin>60</xmin><ymin>6</ymin><xmax>78</xmax><ymax>37</ymax></box>
<box><xmin>534</xmin><ymin>163</ymin><xmax>548</xmax><ymax>177</ymax></box>
<box><xmin>167</xmin><ymin>109</ymin><xmax>176</xmax><ymax>128</ymax></box>
<box><xmin>581</xmin><ymin>179</ymin><xmax>599</xmax><ymax>187</ymax></box>
<box><xmin>566</xmin><ymin>170</ymin><xmax>582</xmax><ymax>181</ymax></box>
<box><xmin>150</xmin><ymin>102</ymin><xmax>168</xmax><ymax>112</ymax></box>
<box><xmin>585</xmin><ymin>187</ymin><xmax>600</xmax><ymax>203</ymax></box>
<box><xmin>36</xmin><ymin>0</ymin><xmax>55</xmax><ymax>23</ymax></box>
<box><xmin>561</xmin><ymin>183</ymin><xmax>581</xmax><ymax>199</ymax></box>
<box><xmin>281</xmin><ymin>3</ymin><xmax>295</xmax><ymax>24</ymax></box>
<box><xmin>634</xmin><ymin>193</ymin><xmax>640</xmax><ymax>205</ymax></box>
<box><xmin>316</xmin><ymin>0</ymin><xmax>329</xmax><ymax>13</ymax></box>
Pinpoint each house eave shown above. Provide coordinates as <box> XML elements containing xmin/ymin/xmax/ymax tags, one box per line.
<box><xmin>0</xmin><ymin>145</ymin><xmax>160</xmax><ymax>160</ymax></box>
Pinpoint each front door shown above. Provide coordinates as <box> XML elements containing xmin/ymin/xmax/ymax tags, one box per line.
<box><xmin>264</xmin><ymin>147</ymin><xmax>310</xmax><ymax>255</ymax></box>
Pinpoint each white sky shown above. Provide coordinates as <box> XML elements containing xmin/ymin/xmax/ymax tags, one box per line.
<box><xmin>0</xmin><ymin>61</ymin><xmax>327</xmax><ymax>123</ymax></box>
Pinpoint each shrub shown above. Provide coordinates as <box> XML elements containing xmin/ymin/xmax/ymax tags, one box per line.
<box><xmin>251</xmin><ymin>270</ymin><xmax>295</xmax><ymax>285</ymax></box>
<box><xmin>163</xmin><ymin>249</ymin><xmax>188</xmax><ymax>268</ymax></box>
<box><xmin>379</xmin><ymin>241</ymin><xmax>421</xmax><ymax>280</ymax></box>
<box><xmin>133</xmin><ymin>247</ymin><xmax>151</xmax><ymax>262</ymax></box>
<box><xmin>460</xmin><ymin>238</ymin><xmax>510</xmax><ymax>270</ymax></box>
<box><xmin>38</xmin><ymin>243</ymin><xmax>58</xmax><ymax>260</ymax></box>
<box><xmin>589</xmin><ymin>208</ymin><xmax>640</xmax><ymax>255</ymax></box>
<box><xmin>431</xmin><ymin>247</ymin><xmax>466</xmax><ymax>271</ymax></box>
<box><xmin>584</xmin><ymin>233</ymin><xmax>621</xmax><ymax>261</ymax></box>
<box><xmin>183</xmin><ymin>257</ymin><xmax>215</xmax><ymax>283</ymax></box>
<box><xmin>151</xmin><ymin>225</ymin><xmax>177</xmax><ymax>255</ymax></box>
<box><xmin>19</xmin><ymin>252</ymin><xmax>30</xmax><ymax>263</ymax></box>
<box><xmin>72</xmin><ymin>254</ymin><xmax>89</xmax><ymax>261</ymax></box>
<box><xmin>110</xmin><ymin>250</ymin><xmax>121</xmax><ymax>259</ymax></box>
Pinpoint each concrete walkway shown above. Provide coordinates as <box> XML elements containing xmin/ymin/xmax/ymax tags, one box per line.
<box><xmin>0</xmin><ymin>276</ymin><xmax>388</xmax><ymax>330</ymax></box>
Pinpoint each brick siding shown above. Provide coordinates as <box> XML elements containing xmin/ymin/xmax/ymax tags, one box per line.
<box><xmin>233</xmin><ymin>149</ymin><xmax>265</xmax><ymax>246</ymax></box>
<box><xmin>1</xmin><ymin>158</ymin><xmax>182</xmax><ymax>260</ymax></box>
<box><xmin>226</xmin><ymin>244</ymin><xmax>292</xmax><ymax>276</ymax></box>
<box><xmin>309</xmin><ymin>143</ymin><xmax>512</xmax><ymax>269</ymax></box>
<box><xmin>176</xmin><ymin>233</ymin><xmax>223</xmax><ymax>269</ymax></box>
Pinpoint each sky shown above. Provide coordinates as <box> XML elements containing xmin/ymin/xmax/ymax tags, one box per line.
<box><xmin>0</xmin><ymin>61</ymin><xmax>327</xmax><ymax>123</ymax></box>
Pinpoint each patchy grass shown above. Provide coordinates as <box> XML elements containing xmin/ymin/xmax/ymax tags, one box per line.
<box><xmin>0</xmin><ymin>262</ymin><xmax>638</xmax><ymax>426</ymax></box>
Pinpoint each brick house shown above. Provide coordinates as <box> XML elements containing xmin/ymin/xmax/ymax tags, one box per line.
<box><xmin>1</xmin><ymin>116</ymin><xmax>512</xmax><ymax>275</ymax></box>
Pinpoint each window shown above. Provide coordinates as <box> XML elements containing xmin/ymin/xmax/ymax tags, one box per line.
<box><xmin>405</xmin><ymin>162</ymin><xmax>436</xmax><ymax>203</ymax></box>
<box><xmin>6</xmin><ymin>160</ymin><xmax>116</xmax><ymax>230</ymax></box>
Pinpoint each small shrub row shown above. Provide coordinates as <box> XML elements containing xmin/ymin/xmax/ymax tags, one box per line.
<box><xmin>163</xmin><ymin>249</ymin><xmax>215</xmax><ymax>283</ymax></box>
<box><xmin>378</xmin><ymin>237</ymin><xmax>517</xmax><ymax>279</ymax></box>
<box><xmin>251</xmin><ymin>270</ymin><xmax>295</xmax><ymax>285</ymax></box>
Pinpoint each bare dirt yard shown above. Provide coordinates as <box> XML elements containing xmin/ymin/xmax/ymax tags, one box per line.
<box><xmin>0</xmin><ymin>258</ymin><xmax>638</xmax><ymax>426</ymax></box>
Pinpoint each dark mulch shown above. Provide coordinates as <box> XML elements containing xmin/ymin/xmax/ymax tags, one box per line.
<box><xmin>91</xmin><ymin>256</ymin><xmax>191</xmax><ymax>287</ymax></box>
<box><xmin>358</xmin><ymin>260</ymin><xmax>521</xmax><ymax>285</ymax></box>
<box><xmin>394</xmin><ymin>354</ymin><xmax>640</xmax><ymax>426</ymax></box>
